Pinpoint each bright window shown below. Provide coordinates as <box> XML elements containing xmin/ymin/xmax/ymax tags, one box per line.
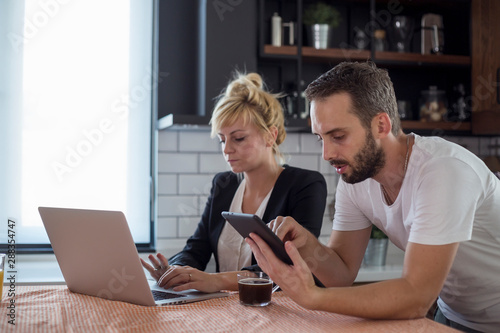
<box><xmin>0</xmin><ymin>0</ymin><xmax>155</xmax><ymax>250</ymax></box>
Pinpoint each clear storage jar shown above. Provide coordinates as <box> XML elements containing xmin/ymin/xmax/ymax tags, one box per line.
<box><xmin>419</xmin><ymin>86</ymin><xmax>448</xmax><ymax>122</ymax></box>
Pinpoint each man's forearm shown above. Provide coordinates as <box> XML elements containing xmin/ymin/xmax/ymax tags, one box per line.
<box><xmin>307</xmin><ymin>278</ymin><xmax>433</xmax><ymax>319</ymax></box>
<box><xmin>297</xmin><ymin>233</ymin><xmax>358</xmax><ymax>287</ymax></box>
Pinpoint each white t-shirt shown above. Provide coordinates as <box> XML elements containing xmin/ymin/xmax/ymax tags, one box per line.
<box><xmin>218</xmin><ymin>178</ymin><xmax>273</xmax><ymax>272</ymax></box>
<box><xmin>333</xmin><ymin>134</ymin><xmax>500</xmax><ymax>333</ymax></box>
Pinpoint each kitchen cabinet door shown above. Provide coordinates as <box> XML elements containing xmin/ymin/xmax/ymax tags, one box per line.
<box><xmin>471</xmin><ymin>0</ymin><xmax>500</xmax><ymax>134</ymax></box>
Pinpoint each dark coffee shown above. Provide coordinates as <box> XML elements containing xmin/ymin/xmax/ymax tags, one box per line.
<box><xmin>238</xmin><ymin>278</ymin><xmax>272</xmax><ymax>306</ymax></box>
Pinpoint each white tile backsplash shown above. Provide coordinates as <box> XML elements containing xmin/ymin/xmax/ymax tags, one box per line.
<box><xmin>179</xmin><ymin>174</ymin><xmax>215</xmax><ymax>195</ymax></box>
<box><xmin>324</xmin><ymin>173</ymin><xmax>340</xmax><ymax>195</ymax></box>
<box><xmin>200</xmin><ymin>153</ymin><xmax>229</xmax><ymax>173</ymax></box>
<box><xmin>158</xmin><ymin>130</ymin><xmax>178</xmax><ymax>151</ymax></box>
<box><xmin>319</xmin><ymin>158</ymin><xmax>335</xmax><ymax>174</ymax></box>
<box><xmin>157</xmin><ymin>129</ymin><xmax>335</xmax><ymax>246</ymax></box>
<box><xmin>444</xmin><ymin>136</ymin><xmax>480</xmax><ymax>155</ymax></box>
<box><xmin>320</xmin><ymin>217</ymin><xmax>333</xmax><ymax>239</ymax></box>
<box><xmin>300</xmin><ymin>133</ymin><xmax>322</xmax><ymax>153</ymax></box>
<box><xmin>285</xmin><ymin>153</ymin><xmax>319</xmax><ymax>171</ymax></box>
<box><xmin>179</xmin><ymin>131</ymin><xmax>220</xmax><ymax>152</ymax></box>
<box><xmin>157</xmin><ymin>217</ymin><xmax>178</xmax><ymax>238</ymax></box>
<box><xmin>156</xmin><ymin>128</ymin><xmax>496</xmax><ymax>268</ymax></box>
<box><xmin>280</xmin><ymin>133</ymin><xmax>301</xmax><ymax>154</ymax></box>
<box><xmin>158</xmin><ymin>195</ymin><xmax>200</xmax><ymax>216</ymax></box>
<box><xmin>158</xmin><ymin>152</ymin><xmax>198</xmax><ymax>173</ymax></box>
<box><xmin>158</xmin><ymin>174</ymin><xmax>177</xmax><ymax>195</ymax></box>
<box><xmin>479</xmin><ymin>136</ymin><xmax>499</xmax><ymax>157</ymax></box>
<box><xmin>178</xmin><ymin>216</ymin><xmax>201</xmax><ymax>238</ymax></box>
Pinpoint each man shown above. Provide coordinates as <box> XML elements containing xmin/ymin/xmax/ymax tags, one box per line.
<box><xmin>246</xmin><ymin>62</ymin><xmax>500</xmax><ymax>333</ymax></box>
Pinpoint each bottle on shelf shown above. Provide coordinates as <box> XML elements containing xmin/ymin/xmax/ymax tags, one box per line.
<box><xmin>282</xmin><ymin>21</ymin><xmax>295</xmax><ymax>46</ymax></box>
<box><xmin>353</xmin><ymin>26</ymin><xmax>369</xmax><ymax>50</ymax></box>
<box><xmin>271</xmin><ymin>12</ymin><xmax>282</xmax><ymax>47</ymax></box>
<box><xmin>374</xmin><ymin>29</ymin><xmax>388</xmax><ymax>52</ymax></box>
<box><xmin>299</xmin><ymin>80</ymin><xmax>309</xmax><ymax>119</ymax></box>
<box><xmin>285</xmin><ymin>82</ymin><xmax>298</xmax><ymax>119</ymax></box>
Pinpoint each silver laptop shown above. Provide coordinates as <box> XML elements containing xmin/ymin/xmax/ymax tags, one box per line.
<box><xmin>38</xmin><ymin>207</ymin><xmax>228</xmax><ymax>306</ymax></box>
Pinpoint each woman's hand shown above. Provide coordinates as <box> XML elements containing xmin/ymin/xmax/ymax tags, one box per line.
<box><xmin>140</xmin><ymin>253</ymin><xmax>171</xmax><ymax>282</ymax></box>
<box><xmin>157</xmin><ymin>266</ymin><xmax>224</xmax><ymax>293</ymax></box>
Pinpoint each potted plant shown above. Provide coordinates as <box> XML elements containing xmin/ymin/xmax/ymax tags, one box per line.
<box><xmin>363</xmin><ymin>225</ymin><xmax>389</xmax><ymax>266</ymax></box>
<box><xmin>303</xmin><ymin>2</ymin><xmax>342</xmax><ymax>49</ymax></box>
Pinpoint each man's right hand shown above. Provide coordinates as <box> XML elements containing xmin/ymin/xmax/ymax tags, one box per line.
<box><xmin>268</xmin><ymin>216</ymin><xmax>313</xmax><ymax>251</ymax></box>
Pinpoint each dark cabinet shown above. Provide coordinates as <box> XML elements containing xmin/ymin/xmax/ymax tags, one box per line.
<box><xmin>157</xmin><ymin>0</ymin><xmax>257</xmax><ymax>126</ymax></box>
<box><xmin>158</xmin><ymin>0</ymin><xmax>498</xmax><ymax>135</ymax></box>
<box><xmin>157</xmin><ymin>0</ymin><xmax>201</xmax><ymax>120</ymax></box>
<box><xmin>471</xmin><ymin>0</ymin><xmax>500</xmax><ymax>135</ymax></box>
<box><xmin>257</xmin><ymin>0</ymin><xmax>473</xmax><ymax>134</ymax></box>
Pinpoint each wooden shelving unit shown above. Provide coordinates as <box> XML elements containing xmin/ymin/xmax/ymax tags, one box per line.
<box><xmin>375</xmin><ymin>51</ymin><xmax>470</xmax><ymax>66</ymax></box>
<box><xmin>262</xmin><ymin>45</ymin><xmax>472</xmax><ymax>133</ymax></box>
<box><xmin>263</xmin><ymin>45</ymin><xmax>471</xmax><ymax>66</ymax></box>
<box><xmin>258</xmin><ymin>0</ymin><xmax>473</xmax><ymax>134</ymax></box>
<box><xmin>401</xmin><ymin>120</ymin><xmax>471</xmax><ymax>132</ymax></box>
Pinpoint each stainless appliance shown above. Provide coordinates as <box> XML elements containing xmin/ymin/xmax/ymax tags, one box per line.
<box><xmin>421</xmin><ymin>14</ymin><xmax>444</xmax><ymax>54</ymax></box>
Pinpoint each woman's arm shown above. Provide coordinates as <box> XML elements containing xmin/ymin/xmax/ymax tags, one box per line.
<box><xmin>168</xmin><ymin>172</ymin><xmax>236</xmax><ymax>270</ymax></box>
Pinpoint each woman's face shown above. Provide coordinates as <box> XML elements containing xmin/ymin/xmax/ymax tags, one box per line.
<box><xmin>217</xmin><ymin>118</ymin><xmax>272</xmax><ymax>174</ymax></box>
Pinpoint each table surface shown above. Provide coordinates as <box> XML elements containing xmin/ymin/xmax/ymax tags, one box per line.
<box><xmin>1</xmin><ymin>285</ymin><xmax>457</xmax><ymax>333</ymax></box>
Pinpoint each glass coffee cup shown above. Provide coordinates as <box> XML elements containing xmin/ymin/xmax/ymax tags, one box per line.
<box><xmin>237</xmin><ymin>271</ymin><xmax>273</xmax><ymax>307</ymax></box>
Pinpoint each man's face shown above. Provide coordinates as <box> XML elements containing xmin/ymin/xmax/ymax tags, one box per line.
<box><xmin>311</xmin><ymin>93</ymin><xmax>385</xmax><ymax>184</ymax></box>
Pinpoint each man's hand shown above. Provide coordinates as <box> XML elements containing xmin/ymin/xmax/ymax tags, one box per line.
<box><xmin>268</xmin><ymin>216</ymin><xmax>311</xmax><ymax>250</ymax></box>
<box><xmin>246</xmin><ymin>232</ymin><xmax>321</xmax><ymax>309</ymax></box>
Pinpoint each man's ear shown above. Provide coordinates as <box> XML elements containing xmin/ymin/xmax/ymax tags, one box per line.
<box><xmin>372</xmin><ymin>112</ymin><xmax>392</xmax><ymax>139</ymax></box>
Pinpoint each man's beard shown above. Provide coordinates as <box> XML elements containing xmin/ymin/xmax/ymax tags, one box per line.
<box><xmin>331</xmin><ymin>132</ymin><xmax>385</xmax><ymax>184</ymax></box>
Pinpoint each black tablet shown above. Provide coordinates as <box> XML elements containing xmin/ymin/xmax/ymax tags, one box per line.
<box><xmin>221</xmin><ymin>211</ymin><xmax>292</xmax><ymax>265</ymax></box>
<box><xmin>221</xmin><ymin>211</ymin><xmax>325</xmax><ymax>288</ymax></box>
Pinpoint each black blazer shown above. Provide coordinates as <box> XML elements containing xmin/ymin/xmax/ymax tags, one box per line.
<box><xmin>168</xmin><ymin>165</ymin><xmax>327</xmax><ymax>272</ymax></box>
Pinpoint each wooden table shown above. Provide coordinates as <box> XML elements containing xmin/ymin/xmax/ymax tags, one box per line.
<box><xmin>1</xmin><ymin>285</ymin><xmax>457</xmax><ymax>332</ymax></box>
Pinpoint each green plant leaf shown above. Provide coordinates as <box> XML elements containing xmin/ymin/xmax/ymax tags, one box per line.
<box><xmin>371</xmin><ymin>225</ymin><xmax>388</xmax><ymax>239</ymax></box>
<box><xmin>303</xmin><ymin>2</ymin><xmax>341</xmax><ymax>27</ymax></box>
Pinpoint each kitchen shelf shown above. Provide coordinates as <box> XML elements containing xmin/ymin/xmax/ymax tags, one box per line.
<box><xmin>401</xmin><ymin>120</ymin><xmax>471</xmax><ymax>132</ymax></box>
<box><xmin>263</xmin><ymin>45</ymin><xmax>470</xmax><ymax>66</ymax></box>
<box><xmin>262</xmin><ymin>45</ymin><xmax>298</xmax><ymax>57</ymax></box>
<box><xmin>375</xmin><ymin>52</ymin><xmax>470</xmax><ymax>66</ymax></box>
<box><xmin>303</xmin><ymin>47</ymin><xmax>371</xmax><ymax>62</ymax></box>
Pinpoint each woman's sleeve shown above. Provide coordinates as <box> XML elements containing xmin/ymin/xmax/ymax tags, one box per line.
<box><xmin>288</xmin><ymin>170</ymin><xmax>327</xmax><ymax>238</ymax></box>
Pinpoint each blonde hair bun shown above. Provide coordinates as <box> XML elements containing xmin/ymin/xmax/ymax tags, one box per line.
<box><xmin>225</xmin><ymin>72</ymin><xmax>263</xmax><ymax>102</ymax></box>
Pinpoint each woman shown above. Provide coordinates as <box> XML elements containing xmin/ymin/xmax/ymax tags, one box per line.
<box><xmin>141</xmin><ymin>72</ymin><xmax>327</xmax><ymax>292</ymax></box>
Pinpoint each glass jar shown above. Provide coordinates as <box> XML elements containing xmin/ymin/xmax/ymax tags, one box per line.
<box><xmin>373</xmin><ymin>29</ymin><xmax>387</xmax><ymax>52</ymax></box>
<box><xmin>419</xmin><ymin>86</ymin><xmax>448</xmax><ymax>122</ymax></box>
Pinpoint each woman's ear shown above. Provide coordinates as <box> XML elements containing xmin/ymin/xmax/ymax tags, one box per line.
<box><xmin>371</xmin><ymin>113</ymin><xmax>392</xmax><ymax>139</ymax></box>
<box><xmin>266</xmin><ymin>126</ymin><xmax>278</xmax><ymax>147</ymax></box>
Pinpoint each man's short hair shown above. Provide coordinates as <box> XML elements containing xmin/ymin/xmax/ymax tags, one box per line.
<box><xmin>305</xmin><ymin>61</ymin><xmax>401</xmax><ymax>136</ymax></box>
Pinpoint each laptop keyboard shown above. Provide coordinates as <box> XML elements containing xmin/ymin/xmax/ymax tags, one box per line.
<box><xmin>152</xmin><ymin>290</ymin><xmax>188</xmax><ymax>301</ymax></box>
